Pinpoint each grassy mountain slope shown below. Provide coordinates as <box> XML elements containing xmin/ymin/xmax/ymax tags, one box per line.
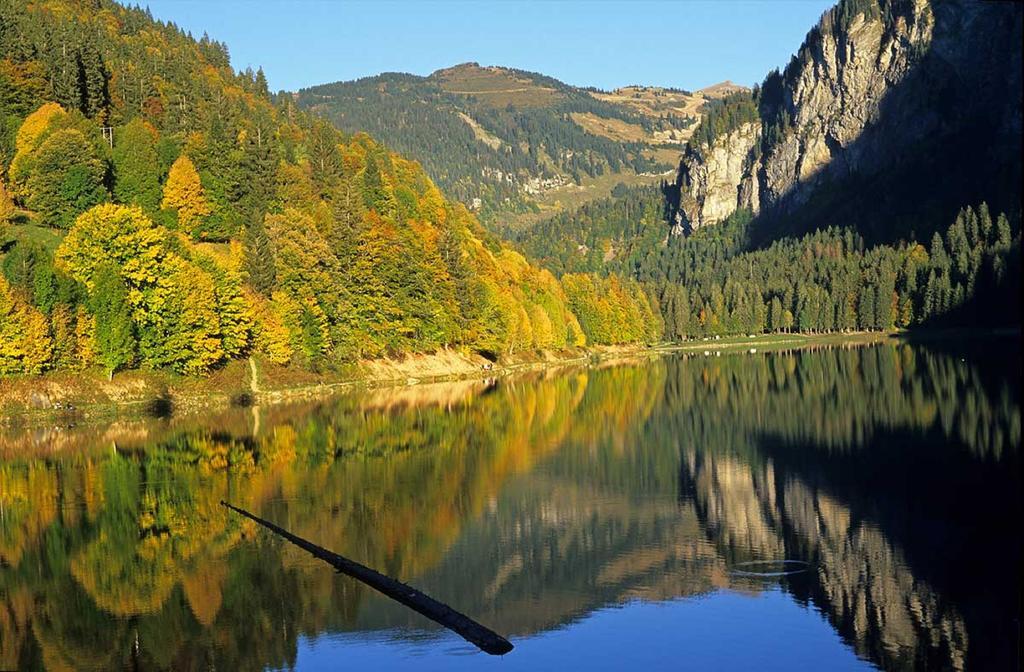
<box><xmin>296</xmin><ymin>62</ymin><xmax>740</xmax><ymax>229</ymax></box>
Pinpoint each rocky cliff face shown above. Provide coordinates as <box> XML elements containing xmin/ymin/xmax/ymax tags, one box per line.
<box><xmin>758</xmin><ymin>0</ymin><xmax>933</xmax><ymax>212</ymax></box>
<box><xmin>671</xmin><ymin>0</ymin><xmax>1022</xmax><ymax>239</ymax></box>
<box><xmin>673</xmin><ymin>122</ymin><xmax>761</xmax><ymax>233</ymax></box>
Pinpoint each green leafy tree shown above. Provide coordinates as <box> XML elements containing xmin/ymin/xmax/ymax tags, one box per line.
<box><xmin>26</xmin><ymin>128</ymin><xmax>107</xmax><ymax>228</ymax></box>
<box><xmin>90</xmin><ymin>264</ymin><xmax>136</xmax><ymax>379</ymax></box>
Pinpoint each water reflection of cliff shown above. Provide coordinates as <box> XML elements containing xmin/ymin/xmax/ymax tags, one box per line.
<box><xmin>0</xmin><ymin>339</ymin><xmax>1018</xmax><ymax>671</ymax></box>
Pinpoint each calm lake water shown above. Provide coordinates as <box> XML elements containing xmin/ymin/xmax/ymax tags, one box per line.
<box><xmin>0</xmin><ymin>338</ymin><xmax>1020</xmax><ymax>671</ymax></box>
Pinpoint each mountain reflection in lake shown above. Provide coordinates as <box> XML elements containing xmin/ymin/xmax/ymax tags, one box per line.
<box><xmin>0</xmin><ymin>338</ymin><xmax>1019</xmax><ymax>671</ymax></box>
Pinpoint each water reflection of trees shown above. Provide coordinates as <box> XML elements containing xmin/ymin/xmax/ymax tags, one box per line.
<box><xmin>0</xmin><ymin>340</ymin><xmax>1017</xmax><ymax>671</ymax></box>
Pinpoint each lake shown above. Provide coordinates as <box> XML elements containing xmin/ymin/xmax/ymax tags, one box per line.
<box><xmin>0</xmin><ymin>337</ymin><xmax>1019</xmax><ymax>671</ymax></box>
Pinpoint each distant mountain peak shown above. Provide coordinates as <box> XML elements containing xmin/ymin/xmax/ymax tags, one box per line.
<box><xmin>430</xmin><ymin>62</ymin><xmax>484</xmax><ymax>77</ymax></box>
<box><xmin>696</xmin><ymin>80</ymin><xmax>748</xmax><ymax>98</ymax></box>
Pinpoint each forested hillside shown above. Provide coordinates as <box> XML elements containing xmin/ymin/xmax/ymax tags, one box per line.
<box><xmin>519</xmin><ymin>186</ymin><xmax>1020</xmax><ymax>341</ymax></box>
<box><xmin>296</xmin><ymin>64</ymin><xmax>727</xmax><ymax>226</ymax></box>
<box><xmin>0</xmin><ymin>0</ymin><xmax>660</xmax><ymax>379</ymax></box>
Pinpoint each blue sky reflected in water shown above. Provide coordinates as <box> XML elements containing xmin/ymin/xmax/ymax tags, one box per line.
<box><xmin>289</xmin><ymin>588</ymin><xmax>875</xmax><ymax>671</ymax></box>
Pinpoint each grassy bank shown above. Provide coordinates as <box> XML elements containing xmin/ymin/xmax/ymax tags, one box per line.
<box><xmin>0</xmin><ymin>347</ymin><xmax>593</xmax><ymax>426</ymax></box>
<box><xmin>2</xmin><ymin>329</ymin><xmax>1009</xmax><ymax>429</ymax></box>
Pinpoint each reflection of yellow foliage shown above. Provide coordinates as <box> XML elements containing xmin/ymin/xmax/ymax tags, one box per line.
<box><xmin>0</xmin><ymin>588</ymin><xmax>33</xmax><ymax>670</ymax></box>
<box><xmin>33</xmin><ymin>629</ymin><xmax>80</xmax><ymax>672</ymax></box>
<box><xmin>182</xmin><ymin>559</ymin><xmax>228</xmax><ymax>626</ymax></box>
<box><xmin>0</xmin><ymin>463</ymin><xmax>58</xmax><ymax>564</ymax></box>
<box><xmin>30</xmin><ymin>594</ymin><xmax>126</xmax><ymax>672</ymax></box>
<box><xmin>71</xmin><ymin>531</ymin><xmax>179</xmax><ymax>616</ymax></box>
<box><xmin>0</xmin><ymin>345</ymin><xmax>1007</xmax><ymax>668</ymax></box>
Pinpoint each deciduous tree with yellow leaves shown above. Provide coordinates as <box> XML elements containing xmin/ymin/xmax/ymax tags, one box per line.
<box><xmin>0</xmin><ymin>275</ymin><xmax>52</xmax><ymax>374</ymax></box>
<box><xmin>0</xmin><ymin>177</ymin><xmax>15</xmax><ymax>235</ymax></box>
<box><xmin>56</xmin><ymin>203</ymin><xmax>249</xmax><ymax>375</ymax></box>
<box><xmin>161</xmin><ymin>155</ymin><xmax>211</xmax><ymax>237</ymax></box>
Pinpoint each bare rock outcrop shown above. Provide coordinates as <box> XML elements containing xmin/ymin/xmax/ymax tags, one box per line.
<box><xmin>671</xmin><ymin>0</ymin><xmax>1021</xmax><ymax>237</ymax></box>
<box><xmin>673</xmin><ymin>122</ymin><xmax>761</xmax><ymax>232</ymax></box>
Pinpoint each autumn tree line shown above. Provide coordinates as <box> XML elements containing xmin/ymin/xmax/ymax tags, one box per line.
<box><xmin>0</xmin><ymin>0</ymin><xmax>659</xmax><ymax>378</ymax></box>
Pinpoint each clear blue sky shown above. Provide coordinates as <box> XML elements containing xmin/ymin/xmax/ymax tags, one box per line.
<box><xmin>142</xmin><ymin>1</ymin><xmax>835</xmax><ymax>92</ymax></box>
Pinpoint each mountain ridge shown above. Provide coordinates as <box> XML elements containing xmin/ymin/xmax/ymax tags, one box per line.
<box><xmin>296</xmin><ymin>62</ymin><xmax>740</xmax><ymax>228</ymax></box>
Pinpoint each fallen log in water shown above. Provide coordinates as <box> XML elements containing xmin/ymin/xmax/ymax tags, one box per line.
<box><xmin>220</xmin><ymin>500</ymin><xmax>514</xmax><ymax>656</ymax></box>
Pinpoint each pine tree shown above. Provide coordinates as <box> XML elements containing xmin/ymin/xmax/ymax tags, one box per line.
<box><xmin>360</xmin><ymin>153</ymin><xmax>393</xmax><ymax>215</ymax></box>
<box><xmin>995</xmin><ymin>214</ymin><xmax>1012</xmax><ymax>252</ymax></box>
<box><xmin>243</xmin><ymin>216</ymin><xmax>276</xmax><ymax>295</ymax></box>
<box><xmin>858</xmin><ymin>284</ymin><xmax>875</xmax><ymax>330</ymax></box>
<box><xmin>769</xmin><ymin>296</ymin><xmax>783</xmax><ymax>332</ymax></box>
<box><xmin>875</xmin><ymin>272</ymin><xmax>896</xmax><ymax>330</ymax></box>
<box><xmin>922</xmin><ymin>271</ymin><xmax>938</xmax><ymax>319</ymax></box>
<box><xmin>112</xmin><ymin>118</ymin><xmax>162</xmax><ymax>214</ymax></box>
<box><xmin>978</xmin><ymin>202</ymin><xmax>993</xmax><ymax>241</ymax></box>
<box><xmin>309</xmin><ymin>120</ymin><xmax>342</xmax><ymax>197</ymax></box>
<box><xmin>90</xmin><ymin>264</ymin><xmax>135</xmax><ymax>379</ymax></box>
<box><xmin>77</xmin><ymin>36</ymin><xmax>110</xmax><ymax>121</ymax></box>
<box><xmin>233</xmin><ymin>133</ymin><xmax>276</xmax><ymax>225</ymax></box>
<box><xmin>254</xmin><ymin>67</ymin><xmax>269</xmax><ymax>97</ymax></box>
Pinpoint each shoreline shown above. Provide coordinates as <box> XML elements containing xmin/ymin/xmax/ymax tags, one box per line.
<box><xmin>0</xmin><ymin>328</ymin><xmax>1016</xmax><ymax>431</ymax></box>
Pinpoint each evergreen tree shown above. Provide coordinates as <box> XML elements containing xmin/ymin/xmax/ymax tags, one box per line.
<box><xmin>112</xmin><ymin>118</ymin><xmax>161</xmax><ymax>214</ymax></box>
<box><xmin>308</xmin><ymin>120</ymin><xmax>342</xmax><ymax>197</ymax></box>
<box><xmin>857</xmin><ymin>283</ymin><xmax>874</xmax><ymax>330</ymax></box>
<box><xmin>769</xmin><ymin>296</ymin><xmax>783</xmax><ymax>332</ymax></box>
<box><xmin>360</xmin><ymin>153</ymin><xmax>392</xmax><ymax>215</ymax></box>
<box><xmin>243</xmin><ymin>216</ymin><xmax>276</xmax><ymax>295</ymax></box>
<box><xmin>77</xmin><ymin>35</ymin><xmax>110</xmax><ymax>120</ymax></box>
<box><xmin>995</xmin><ymin>214</ymin><xmax>1012</xmax><ymax>252</ymax></box>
